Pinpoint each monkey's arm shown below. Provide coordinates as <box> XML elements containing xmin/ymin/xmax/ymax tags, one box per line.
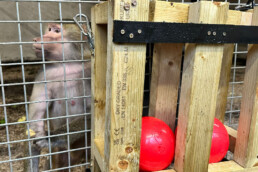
<box><xmin>28</xmin><ymin>83</ymin><xmax>52</xmax><ymax>139</ymax></box>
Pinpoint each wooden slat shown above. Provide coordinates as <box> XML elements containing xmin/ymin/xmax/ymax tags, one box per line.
<box><xmin>208</xmin><ymin>161</ymin><xmax>244</xmax><ymax>172</ymax></box>
<box><xmin>93</xmin><ymin>139</ymin><xmax>105</xmax><ymax>172</ymax></box>
<box><xmin>104</xmin><ymin>0</ymin><xmax>149</xmax><ymax>171</ymax></box>
<box><xmin>235</xmin><ymin>167</ymin><xmax>258</xmax><ymax>172</ymax></box>
<box><xmin>215</xmin><ymin>10</ymin><xmax>241</xmax><ymax>121</ymax></box>
<box><xmin>225</xmin><ymin>125</ymin><xmax>237</xmax><ymax>153</ymax></box>
<box><xmin>155</xmin><ymin>161</ymin><xmax>258</xmax><ymax>172</ymax></box>
<box><xmin>155</xmin><ymin>169</ymin><xmax>176</xmax><ymax>172</ymax></box>
<box><xmin>91</xmin><ymin>5</ymin><xmax>107</xmax><ymax>172</ymax></box>
<box><xmin>148</xmin><ymin>1</ymin><xmax>187</xmax><ymax>130</ymax></box>
<box><xmin>216</xmin><ymin>10</ymin><xmax>253</xmax><ymax>121</ymax></box>
<box><xmin>149</xmin><ymin>1</ymin><xmax>189</xmax><ymax>22</ymax></box>
<box><xmin>234</xmin><ymin>6</ymin><xmax>258</xmax><ymax>168</ymax></box>
<box><xmin>174</xmin><ymin>2</ymin><xmax>229</xmax><ymax>172</ymax></box>
<box><xmin>95</xmin><ymin>2</ymin><xmax>108</xmax><ymax>24</ymax></box>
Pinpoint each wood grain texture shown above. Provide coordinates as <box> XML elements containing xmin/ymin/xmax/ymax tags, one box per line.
<box><xmin>149</xmin><ymin>1</ymin><xmax>189</xmax><ymax>22</ymax></box>
<box><xmin>104</xmin><ymin>0</ymin><xmax>149</xmax><ymax>171</ymax></box>
<box><xmin>91</xmin><ymin>5</ymin><xmax>107</xmax><ymax>171</ymax></box>
<box><xmin>93</xmin><ymin>139</ymin><xmax>105</xmax><ymax>172</ymax></box>
<box><xmin>95</xmin><ymin>2</ymin><xmax>108</xmax><ymax>24</ymax></box>
<box><xmin>174</xmin><ymin>2</ymin><xmax>229</xmax><ymax>172</ymax></box>
<box><xmin>149</xmin><ymin>43</ymin><xmax>182</xmax><ymax>130</ymax></box>
<box><xmin>234</xmin><ymin>6</ymin><xmax>258</xmax><ymax>168</ymax></box>
<box><xmin>225</xmin><ymin>125</ymin><xmax>237</xmax><ymax>153</ymax></box>
<box><xmin>216</xmin><ymin>10</ymin><xmax>253</xmax><ymax>121</ymax></box>
<box><xmin>148</xmin><ymin>0</ymin><xmax>187</xmax><ymax>130</ymax></box>
<box><xmin>208</xmin><ymin>161</ymin><xmax>244</xmax><ymax>172</ymax></box>
<box><xmin>215</xmin><ymin>10</ymin><xmax>241</xmax><ymax>121</ymax></box>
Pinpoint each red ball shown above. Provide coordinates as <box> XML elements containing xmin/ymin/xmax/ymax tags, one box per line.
<box><xmin>209</xmin><ymin>118</ymin><xmax>229</xmax><ymax>163</ymax></box>
<box><xmin>175</xmin><ymin>118</ymin><xmax>229</xmax><ymax>163</ymax></box>
<box><xmin>140</xmin><ymin>117</ymin><xmax>175</xmax><ymax>171</ymax></box>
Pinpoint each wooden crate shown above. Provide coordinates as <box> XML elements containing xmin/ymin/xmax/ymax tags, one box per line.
<box><xmin>90</xmin><ymin>1</ymin><xmax>258</xmax><ymax>171</ymax></box>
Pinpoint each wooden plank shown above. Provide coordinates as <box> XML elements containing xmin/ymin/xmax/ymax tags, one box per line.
<box><xmin>225</xmin><ymin>125</ymin><xmax>237</xmax><ymax>153</ymax></box>
<box><xmin>91</xmin><ymin>4</ymin><xmax>107</xmax><ymax>172</ymax></box>
<box><xmin>174</xmin><ymin>2</ymin><xmax>229</xmax><ymax>172</ymax></box>
<box><xmin>149</xmin><ymin>1</ymin><xmax>189</xmax><ymax>22</ymax></box>
<box><xmin>104</xmin><ymin>0</ymin><xmax>149</xmax><ymax>171</ymax></box>
<box><xmin>208</xmin><ymin>161</ymin><xmax>244</xmax><ymax>172</ymax></box>
<box><xmin>95</xmin><ymin>139</ymin><xmax>105</xmax><ymax>158</ymax></box>
<box><xmin>215</xmin><ymin>10</ymin><xmax>241</xmax><ymax>121</ymax></box>
<box><xmin>148</xmin><ymin>1</ymin><xmax>187</xmax><ymax>130</ymax></box>
<box><xmin>235</xmin><ymin>167</ymin><xmax>258</xmax><ymax>172</ymax></box>
<box><xmin>95</xmin><ymin>2</ymin><xmax>108</xmax><ymax>24</ymax></box>
<box><xmin>234</xmin><ymin>7</ymin><xmax>258</xmax><ymax>168</ymax></box>
<box><xmin>148</xmin><ymin>43</ymin><xmax>182</xmax><ymax>130</ymax></box>
<box><xmin>93</xmin><ymin>139</ymin><xmax>105</xmax><ymax>172</ymax></box>
<box><xmin>215</xmin><ymin>10</ymin><xmax>252</xmax><ymax>121</ymax></box>
<box><xmin>155</xmin><ymin>169</ymin><xmax>176</xmax><ymax>172</ymax></box>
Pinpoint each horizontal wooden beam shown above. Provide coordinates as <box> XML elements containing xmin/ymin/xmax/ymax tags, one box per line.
<box><xmin>225</xmin><ymin>125</ymin><xmax>237</xmax><ymax>153</ymax></box>
<box><xmin>208</xmin><ymin>161</ymin><xmax>243</xmax><ymax>172</ymax></box>
<box><xmin>149</xmin><ymin>1</ymin><xmax>252</xmax><ymax>25</ymax></box>
<box><xmin>156</xmin><ymin>161</ymin><xmax>244</xmax><ymax>172</ymax></box>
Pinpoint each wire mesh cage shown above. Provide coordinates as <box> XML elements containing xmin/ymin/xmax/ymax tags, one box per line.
<box><xmin>0</xmin><ymin>0</ymin><xmax>250</xmax><ymax>171</ymax></box>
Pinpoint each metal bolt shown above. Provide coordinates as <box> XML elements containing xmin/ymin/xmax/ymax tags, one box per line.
<box><xmin>138</xmin><ymin>29</ymin><xmax>142</xmax><ymax>34</ymax></box>
<box><xmin>124</xmin><ymin>2</ymin><xmax>130</xmax><ymax>11</ymax></box>
<box><xmin>213</xmin><ymin>31</ymin><xmax>216</xmax><ymax>36</ymax></box>
<box><xmin>132</xmin><ymin>0</ymin><xmax>137</xmax><ymax>6</ymax></box>
<box><xmin>129</xmin><ymin>33</ymin><xmax>134</xmax><ymax>38</ymax></box>
<box><xmin>223</xmin><ymin>32</ymin><xmax>227</xmax><ymax>36</ymax></box>
<box><xmin>207</xmin><ymin>31</ymin><xmax>211</xmax><ymax>35</ymax></box>
<box><xmin>121</xmin><ymin>29</ymin><xmax>125</xmax><ymax>35</ymax></box>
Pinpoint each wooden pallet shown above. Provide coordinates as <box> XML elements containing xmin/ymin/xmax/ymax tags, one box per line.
<box><xmin>90</xmin><ymin>1</ymin><xmax>258</xmax><ymax>171</ymax></box>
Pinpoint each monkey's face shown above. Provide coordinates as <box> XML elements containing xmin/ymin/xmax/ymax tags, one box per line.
<box><xmin>33</xmin><ymin>24</ymin><xmax>69</xmax><ymax>60</ymax></box>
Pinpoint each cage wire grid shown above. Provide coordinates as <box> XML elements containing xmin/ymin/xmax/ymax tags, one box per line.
<box><xmin>0</xmin><ymin>0</ymin><xmax>248</xmax><ymax>171</ymax></box>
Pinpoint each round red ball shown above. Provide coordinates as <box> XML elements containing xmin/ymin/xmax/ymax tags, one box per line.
<box><xmin>140</xmin><ymin>117</ymin><xmax>175</xmax><ymax>171</ymax></box>
<box><xmin>175</xmin><ymin>118</ymin><xmax>229</xmax><ymax>163</ymax></box>
<box><xmin>209</xmin><ymin>118</ymin><xmax>229</xmax><ymax>163</ymax></box>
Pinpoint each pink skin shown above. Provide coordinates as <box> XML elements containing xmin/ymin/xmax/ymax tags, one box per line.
<box><xmin>33</xmin><ymin>24</ymin><xmax>68</xmax><ymax>60</ymax></box>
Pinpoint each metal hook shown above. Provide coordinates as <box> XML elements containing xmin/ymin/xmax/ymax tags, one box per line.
<box><xmin>73</xmin><ymin>14</ymin><xmax>94</xmax><ymax>54</ymax></box>
<box><xmin>235</xmin><ymin>0</ymin><xmax>255</xmax><ymax>11</ymax></box>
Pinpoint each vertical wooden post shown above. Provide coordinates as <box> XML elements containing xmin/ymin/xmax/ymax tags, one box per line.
<box><xmin>215</xmin><ymin>10</ymin><xmax>253</xmax><ymax>121</ymax></box>
<box><xmin>148</xmin><ymin>1</ymin><xmax>188</xmax><ymax>130</ymax></box>
<box><xmin>104</xmin><ymin>0</ymin><xmax>149</xmax><ymax>171</ymax></box>
<box><xmin>91</xmin><ymin>3</ymin><xmax>108</xmax><ymax>172</ymax></box>
<box><xmin>234</xmin><ymin>7</ymin><xmax>258</xmax><ymax>168</ymax></box>
<box><xmin>215</xmin><ymin>10</ymin><xmax>241</xmax><ymax>122</ymax></box>
<box><xmin>174</xmin><ymin>2</ymin><xmax>229</xmax><ymax>172</ymax></box>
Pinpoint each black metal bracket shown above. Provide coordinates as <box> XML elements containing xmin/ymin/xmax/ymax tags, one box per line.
<box><xmin>113</xmin><ymin>20</ymin><xmax>258</xmax><ymax>44</ymax></box>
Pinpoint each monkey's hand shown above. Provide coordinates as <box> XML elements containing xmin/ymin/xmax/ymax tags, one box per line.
<box><xmin>35</xmin><ymin>139</ymin><xmax>49</xmax><ymax>149</ymax></box>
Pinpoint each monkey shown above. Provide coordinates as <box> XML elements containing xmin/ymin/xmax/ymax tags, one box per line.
<box><xmin>24</xmin><ymin>22</ymin><xmax>91</xmax><ymax>172</ymax></box>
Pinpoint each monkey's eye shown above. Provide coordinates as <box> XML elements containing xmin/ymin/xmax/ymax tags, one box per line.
<box><xmin>48</xmin><ymin>28</ymin><xmax>51</xmax><ymax>32</ymax></box>
<box><xmin>54</xmin><ymin>28</ymin><xmax>60</xmax><ymax>33</ymax></box>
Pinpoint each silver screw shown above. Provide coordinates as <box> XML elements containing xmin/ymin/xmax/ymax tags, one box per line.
<box><xmin>121</xmin><ymin>29</ymin><xmax>125</xmax><ymax>35</ymax></box>
<box><xmin>213</xmin><ymin>31</ymin><xmax>216</xmax><ymax>36</ymax></box>
<box><xmin>223</xmin><ymin>32</ymin><xmax>227</xmax><ymax>36</ymax></box>
<box><xmin>132</xmin><ymin>0</ymin><xmax>137</xmax><ymax>6</ymax></box>
<box><xmin>129</xmin><ymin>33</ymin><xmax>134</xmax><ymax>38</ymax></box>
<box><xmin>207</xmin><ymin>31</ymin><xmax>211</xmax><ymax>35</ymax></box>
<box><xmin>138</xmin><ymin>29</ymin><xmax>142</xmax><ymax>34</ymax></box>
<box><xmin>124</xmin><ymin>2</ymin><xmax>130</xmax><ymax>11</ymax></box>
